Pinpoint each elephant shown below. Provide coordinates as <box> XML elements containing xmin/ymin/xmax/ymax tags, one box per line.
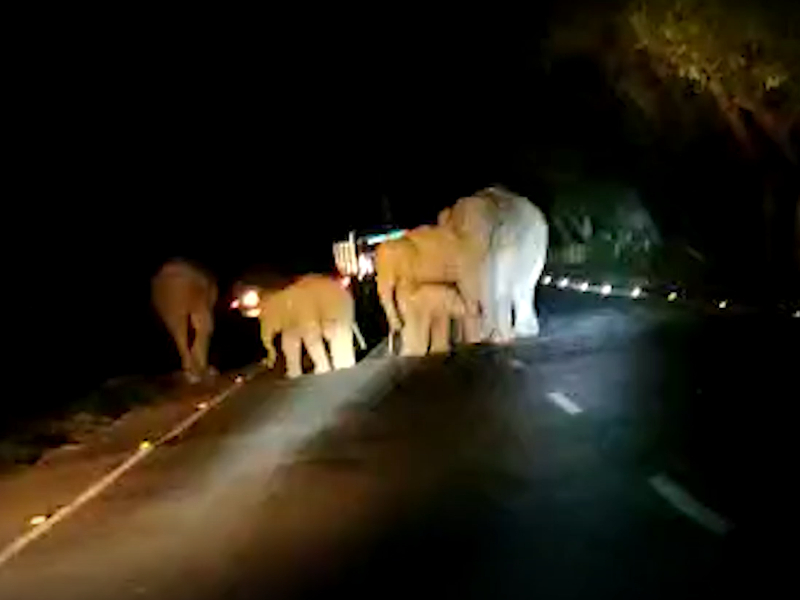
<box><xmin>151</xmin><ymin>259</ymin><xmax>218</xmax><ymax>383</ymax></box>
<box><xmin>438</xmin><ymin>186</ymin><xmax>549</xmax><ymax>342</ymax></box>
<box><xmin>395</xmin><ymin>281</ymin><xmax>467</xmax><ymax>356</ymax></box>
<box><xmin>374</xmin><ymin>224</ymin><xmax>484</xmax><ymax>353</ymax></box>
<box><xmin>232</xmin><ymin>274</ymin><xmax>366</xmax><ymax>379</ymax></box>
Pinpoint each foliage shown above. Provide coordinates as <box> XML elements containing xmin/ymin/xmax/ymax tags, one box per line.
<box><xmin>626</xmin><ymin>0</ymin><xmax>799</xmax><ymax>161</ymax></box>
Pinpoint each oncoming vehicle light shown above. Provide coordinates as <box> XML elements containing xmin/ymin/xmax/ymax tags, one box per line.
<box><xmin>601</xmin><ymin>284</ymin><xmax>612</xmax><ymax>296</ymax></box>
<box><xmin>578</xmin><ymin>281</ymin><xmax>589</xmax><ymax>292</ymax></box>
<box><xmin>667</xmin><ymin>291</ymin><xmax>678</xmax><ymax>302</ymax></box>
<box><xmin>558</xmin><ymin>277</ymin><xmax>569</xmax><ymax>289</ymax></box>
<box><xmin>357</xmin><ymin>254</ymin><xmax>374</xmax><ymax>278</ymax></box>
<box><xmin>541</xmin><ymin>274</ymin><xmax>552</xmax><ymax>285</ymax></box>
<box><xmin>718</xmin><ymin>300</ymin><xmax>728</xmax><ymax>309</ymax></box>
<box><xmin>242</xmin><ymin>290</ymin><xmax>260</xmax><ymax>308</ymax></box>
<box><xmin>631</xmin><ymin>287</ymin><xmax>642</xmax><ymax>298</ymax></box>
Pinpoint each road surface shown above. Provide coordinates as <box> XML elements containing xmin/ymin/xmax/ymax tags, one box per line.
<box><xmin>0</xmin><ymin>288</ymin><xmax>796</xmax><ymax>599</ymax></box>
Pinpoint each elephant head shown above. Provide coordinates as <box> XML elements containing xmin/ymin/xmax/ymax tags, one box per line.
<box><xmin>230</xmin><ymin>283</ymin><xmax>280</xmax><ymax>367</ymax></box>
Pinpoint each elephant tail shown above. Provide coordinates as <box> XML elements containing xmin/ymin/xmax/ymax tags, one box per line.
<box><xmin>352</xmin><ymin>322</ymin><xmax>367</xmax><ymax>350</ymax></box>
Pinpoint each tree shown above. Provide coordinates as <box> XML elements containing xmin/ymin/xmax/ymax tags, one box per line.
<box><xmin>627</xmin><ymin>0</ymin><xmax>799</xmax><ymax>163</ymax></box>
<box><xmin>544</xmin><ymin>0</ymin><xmax>799</xmax><ymax>295</ymax></box>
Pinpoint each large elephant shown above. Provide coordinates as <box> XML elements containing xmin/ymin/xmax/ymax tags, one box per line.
<box><xmin>233</xmin><ymin>274</ymin><xmax>365</xmax><ymax>379</ymax></box>
<box><xmin>374</xmin><ymin>224</ymin><xmax>484</xmax><ymax>353</ymax></box>
<box><xmin>151</xmin><ymin>259</ymin><xmax>218</xmax><ymax>383</ymax></box>
<box><xmin>395</xmin><ymin>281</ymin><xmax>467</xmax><ymax>356</ymax></box>
<box><xmin>438</xmin><ymin>186</ymin><xmax>549</xmax><ymax>341</ymax></box>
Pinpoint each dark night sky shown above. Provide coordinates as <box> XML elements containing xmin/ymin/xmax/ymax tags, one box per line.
<box><xmin>11</xmin><ymin>4</ymin><xmax>797</xmax><ymax>417</ymax></box>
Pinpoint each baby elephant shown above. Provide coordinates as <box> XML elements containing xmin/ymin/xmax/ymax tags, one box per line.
<box><xmin>233</xmin><ymin>274</ymin><xmax>366</xmax><ymax>378</ymax></box>
<box><xmin>396</xmin><ymin>282</ymin><xmax>467</xmax><ymax>357</ymax></box>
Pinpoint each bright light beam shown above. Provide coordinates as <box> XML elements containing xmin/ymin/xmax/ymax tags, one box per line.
<box><xmin>558</xmin><ymin>277</ymin><xmax>569</xmax><ymax>289</ymax></box>
<box><xmin>631</xmin><ymin>287</ymin><xmax>642</xmax><ymax>298</ymax></box>
<box><xmin>600</xmin><ymin>284</ymin><xmax>612</xmax><ymax>296</ymax></box>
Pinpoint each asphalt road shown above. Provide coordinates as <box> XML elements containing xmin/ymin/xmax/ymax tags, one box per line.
<box><xmin>0</xmin><ymin>288</ymin><xmax>797</xmax><ymax>599</ymax></box>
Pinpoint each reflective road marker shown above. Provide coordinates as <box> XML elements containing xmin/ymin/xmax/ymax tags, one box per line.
<box><xmin>0</xmin><ymin>376</ymin><xmax>247</xmax><ymax>570</ymax></box>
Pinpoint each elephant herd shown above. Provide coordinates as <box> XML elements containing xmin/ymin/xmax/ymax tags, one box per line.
<box><xmin>151</xmin><ymin>186</ymin><xmax>548</xmax><ymax>382</ymax></box>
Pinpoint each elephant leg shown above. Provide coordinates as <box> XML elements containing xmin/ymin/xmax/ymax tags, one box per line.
<box><xmin>302</xmin><ymin>327</ymin><xmax>331</xmax><ymax>375</ymax></box>
<box><xmin>451</xmin><ymin>316</ymin><xmax>464</xmax><ymax>346</ymax></box>
<box><xmin>189</xmin><ymin>309</ymin><xmax>214</xmax><ymax>374</ymax></box>
<box><xmin>429</xmin><ymin>314</ymin><xmax>450</xmax><ymax>354</ymax></box>
<box><xmin>513</xmin><ymin>284</ymin><xmax>539</xmax><ymax>337</ymax></box>
<box><xmin>400</xmin><ymin>312</ymin><xmax>428</xmax><ymax>357</ymax></box>
<box><xmin>326</xmin><ymin>322</ymin><xmax>355</xmax><ymax>370</ymax></box>
<box><xmin>462</xmin><ymin>310</ymin><xmax>483</xmax><ymax>345</ymax></box>
<box><xmin>494</xmin><ymin>293</ymin><xmax>514</xmax><ymax>343</ymax></box>
<box><xmin>161</xmin><ymin>311</ymin><xmax>196</xmax><ymax>377</ymax></box>
<box><xmin>281</xmin><ymin>330</ymin><xmax>303</xmax><ymax>379</ymax></box>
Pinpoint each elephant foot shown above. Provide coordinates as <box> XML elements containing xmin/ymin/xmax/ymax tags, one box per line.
<box><xmin>487</xmin><ymin>331</ymin><xmax>514</xmax><ymax>345</ymax></box>
<box><xmin>332</xmin><ymin>358</ymin><xmax>356</xmax><ymax>370</ymax></box>
<box><xmin>400</xmin><ymin>347</ymin><xmax>427</xmax><ymax>358</ymax></box>
<box><xmin>429</xmin><ymin>342</ymin><xmax>451</xmax><ymax>354</ymax></box>
<box><xmin>183</xmin><ymin>371</ymin><xmax>202</xmax><ymax>384</ymax></box>
<box><xmin>514</xmin><ymin>319</ymin><xmax>540</xmax><ymax>338</ymax></box>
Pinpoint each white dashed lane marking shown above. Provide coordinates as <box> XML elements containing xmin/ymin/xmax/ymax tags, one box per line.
<box><xmin>649</xmin><ymin>473</ymin><xmax>732</xmax><ymax>535</ymax></box>
<box><xmin>546</xmin><ymin>391</ymin><xmax>583</xmax><ymax>415</ymax></box>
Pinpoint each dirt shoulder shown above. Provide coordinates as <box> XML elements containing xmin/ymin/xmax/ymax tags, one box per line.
<box><xmin>0</xmin><ymin>367</ymin><xmax>261</xmax><ymax>550</ymax></box>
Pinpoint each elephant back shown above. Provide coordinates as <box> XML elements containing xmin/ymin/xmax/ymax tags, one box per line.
<box><xmin>152</xmin><ymin>259</ymin><xmax>217</xmax><ymax>312</ymax></box>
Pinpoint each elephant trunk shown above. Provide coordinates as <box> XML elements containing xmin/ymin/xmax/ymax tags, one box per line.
<box><xmin>260</xmin><ymin>320</ymin><xmax>279</xmax><ymax>368</ymax></box>
<box><xmin>377</xmin><ymin>276</ymin><xmax>403</xmax><ymax>332</ymax></box>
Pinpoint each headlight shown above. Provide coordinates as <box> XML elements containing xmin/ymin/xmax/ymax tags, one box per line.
<box><xmin>242</xmin><ymin>290</ymin><xmax>260</xmax><ymax>308</ymax></box>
